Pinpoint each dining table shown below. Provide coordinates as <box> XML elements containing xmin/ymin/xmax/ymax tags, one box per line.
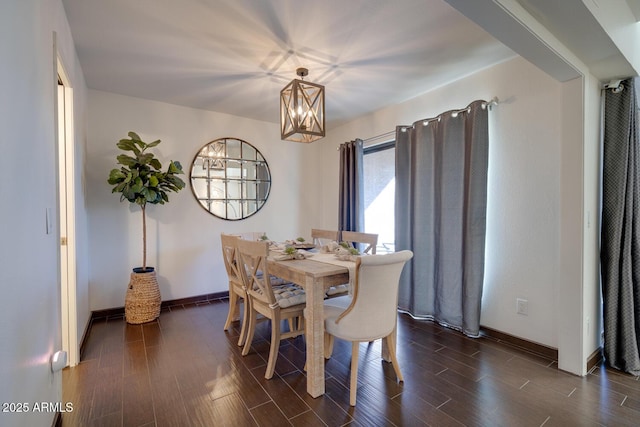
<box><xmin>267</xmin><ymin>253</ymin><xmax>350</xmax><ymax>398</ymax></box>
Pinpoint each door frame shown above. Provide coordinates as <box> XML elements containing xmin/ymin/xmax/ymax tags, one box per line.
<box><xmin>56</xmin><ymin>53</ymin><xmax>78</xmax><ymax>367</ymax></box>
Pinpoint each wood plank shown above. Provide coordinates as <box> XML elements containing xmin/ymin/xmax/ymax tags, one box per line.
<box><xmin>64</xmin><ymin>301</ymin><xmax>640</xmax><ymax>427</ymax></box>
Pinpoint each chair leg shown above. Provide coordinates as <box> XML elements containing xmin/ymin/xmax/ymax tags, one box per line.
<box><xmin>297</xmin><ymin>315</ymin><xmax>304</xmax><ymax>334</ymax></box>
<box><xmin>265</xmin><ymin>316</ymin><xmax>281</xmax><ymax>379</ymax></box>
<box><xmin>324</xmin><ymin>333</ymin><xmax>334</xmax><ymax>359</ymax></box>
<box><xmin>350</xmin><ymin>341</ymin><xmax>359</xmax><ymax>406</ymax></box>
<box><xmin>223</xmin><ymin>288</ymin><xmax>238</xmax><ymax>331</ymax></box>
<box><xmin>237</xmin><ymin>297</ymin><xmax>249</xmax><ymax>347</ymax></box>
<box><xmin>384</xmin><ymin>334</ymin><xmax>403</xmax><ymax>382</ymax></box>
<box><xmin>242</xmin><ymin>304</ymin><xmax>257</xmax><ymax>356</ymax></box>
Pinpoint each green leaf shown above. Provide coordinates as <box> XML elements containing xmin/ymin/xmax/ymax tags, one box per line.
<box><xmin>116</xmin><ymin>139</ymin><xmax>140</xmax><ymax>154</ymax></box>
<box><xmin>137</xmin><ymin>153</ymin><xmax>154</xmax><ymax>165</ymax></box>
<box><xmin>114</xmin><ymin>182</ymin><xmax>127</xmax><ymax>193</ymax></box>
<box><xmin>149</xmin><ymin>175</ymin><xmax>159</xmax><ymax>187</ymax></box>
<box><xmin>122</xmin><ymin>187</ymin><xmax>135</xmax><ymax>201</ymax></box>
<box><xmin>146</xmin><ymin>189</ymin><xmax>157</xmax><ymax>202</ymax></box>
<box><xmin>168</xmin><ymin>161</ymin><xmax>183</xmax><ymax>174</ymax></box>
<box><xmin>128</xmin><ymin>131</ymin><xmax>141</xmax><ymax>141</ymax></box>
<box><xmin>117</xmin><ymin>154</ymin><xmax>137</xmax><ymax>167</ymax></box>
<box><xmin>149</xmin><ymin>158</ymin><xmax>162</xmax><ymax>170</ymax></box>
<box><xmin>107</xmin><ymin>169</ymin><xmax>125</xmax><ymax>184</ymax></box>
<box><xmin>146</xmin><ymin>139</ymin><xmax>161</xmax><ymax>148</ymax></box>
<box><xmin>130</xmin><ymin>177</ymin><xmax>143</xmax><ymax>193</ymax></box>
<box><xmin>171</xmin><ymin>176</ymin><xmax>186</xmax><ymax>189</ymax></box>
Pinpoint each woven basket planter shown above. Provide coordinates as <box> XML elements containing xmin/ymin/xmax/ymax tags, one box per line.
<box><xmin>125</xmin><ymin>269</ymin><xmax>161</xmax><ymax>324</ymax></box>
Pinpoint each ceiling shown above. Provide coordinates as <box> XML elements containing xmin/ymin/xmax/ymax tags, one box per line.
<box><xmin>515</xmin><ymin>0</ymin><xmax>639</xmax><ymax>80</ymax></box>
<box><xmin>62</xmin><ymin>0</ymin><xmax>517</xmax><ymax>128</ymax></box>
<box><xmin>62</xmin><ymin>0</ymin><xmax>634</xmax><ymax>129</ymax></box>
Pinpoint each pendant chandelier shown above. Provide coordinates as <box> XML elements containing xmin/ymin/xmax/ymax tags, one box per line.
<box><xmin>280</xmin><ymin>67</ymin><xmax>325</xmax><ymax>143</ymax></box>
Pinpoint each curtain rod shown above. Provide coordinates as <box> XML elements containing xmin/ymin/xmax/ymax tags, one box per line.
<box><xmin>364</xmin><ymin>130</ymin><xmax>396</xmax><ymax>143</ymax></box>
<box><xmin>336</xmin><ymin>132</ymin><xmax>394</xmax><ymax>150</ymax></box>
<box><xmin>400</xmin><ymin>97</ymin><xmax>498</xmax><ymax>133</ymax></box>
<box><xmin>337</xmin><ymin>97</ymin><xmax>499</xmax><ymax>150</ymax></box>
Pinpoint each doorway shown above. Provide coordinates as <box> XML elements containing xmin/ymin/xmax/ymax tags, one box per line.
<box><xmin>363</xmin><ymin>141</ymin><xmax>395</xmax><ymax>253</ymax></box>
<box><xmin>57</xmin><ymin>58</ymin><xmax>78</xmax><ymax>367</ymax></box>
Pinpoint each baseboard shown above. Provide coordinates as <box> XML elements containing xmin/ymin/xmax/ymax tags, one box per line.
<box><xmin>480</xmin><ymin>325</ymin><xmax>559</xmax><ymax>361</ymax></box>
<box><xmin>78</xmin><ymin>314</ymin><xmax>93</xmax><ymax>361</ymax></box>
<box><xmin>86</xmin><ymin>296</ymin><xmax>592</xmax><ymax>368</ymax></box>
<box><xmin>160</xmin><ymin>291</ymin><xmax>229</xmax><ymax>309</ymax></box>
<box><xmin>90</xmin><ymin>291</ymin><xmax>230</xmax><ymax>321</ymax></box>
<box><xmin>79</xmin><ymin>291</ymin><xmax>230</xmax><ymax>359</ymax></box>
<box><xmin>587</xmin><ymin>346</ymin><xmax>603</xmax><ymax>372</ymax></box>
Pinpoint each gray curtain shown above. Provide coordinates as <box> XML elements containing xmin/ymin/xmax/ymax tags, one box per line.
<box><xmin>601</xmin><ymin>77</ymin><xmax>640</xmax><ymax>375</ymax></box>
<box><xmin>395</xmin><ymin>100</ymin><xmax>489</xmax><ymax>337</ymax></box>
<box><xmin>339</xmin><ymin>139</ymin><xmax>364</xmax><ymax>232</ymax></box>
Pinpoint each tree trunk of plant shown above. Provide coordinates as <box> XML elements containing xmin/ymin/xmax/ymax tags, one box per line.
<box><xmin>142</xmin><ymin>204</ymin><xmax>147</xmax><ymax>271</ymax></box>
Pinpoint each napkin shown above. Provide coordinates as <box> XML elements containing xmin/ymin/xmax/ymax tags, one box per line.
<box><xmin>272</xmin><ymin>249</ymin><xmax>313</xmax><ymax>261</ymax></box>
<box><xmin>334</xmin><ymin>246</ymin><xmax>359</xmax><ymax>261</ymax></box>
<box><xmin>321</xmin><ymin>241</ymin><xmax>340</xmax><ymax>253</ymax></box>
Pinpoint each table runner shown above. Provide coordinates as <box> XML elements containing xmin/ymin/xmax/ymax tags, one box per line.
<box><xmin>309</xmin><ymin>253</ymin><xmax>357</xmax><ymax>291</ymax></box>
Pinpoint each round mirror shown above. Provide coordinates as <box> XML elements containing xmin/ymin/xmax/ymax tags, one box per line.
<box><xmin>190</xmin><ymin>137</ymin><xmax>271</xmax><ymax>220</ymax></box>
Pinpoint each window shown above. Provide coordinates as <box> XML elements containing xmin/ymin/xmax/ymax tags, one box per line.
<box><xmin>363</xmin><ymin>141</ymin><xmax>395</xmax><ymax>253</ymax></box>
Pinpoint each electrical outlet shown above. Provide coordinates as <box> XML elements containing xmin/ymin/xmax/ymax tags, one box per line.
<box><xmin>516</xmin><ymin>298</ymin><xmax>528</xmax><ymax>315</ymax></box>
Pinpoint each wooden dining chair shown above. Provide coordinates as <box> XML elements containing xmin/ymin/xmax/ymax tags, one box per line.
<box><xmin>311</xmin><ymin>229</ymin><xmax>340</xmax><ymax>247</ymax></box>
<box><xmin>236</xmin><ymin>239</ymin><xmax>307</xmax><ymax>379</ymax></box>
<box><xmin>220</xmin><ymin>233</ymin><xmax>250</xmax><ymax>347</ymax></box>
<box><xmin>323</xmin><ymin>250</ymin><xmax>413</xmax><ymax>406</ymax></box>
<box><xmin>340</xmin><ymin>230</ymin><xmax>378</xmax><ymax>254</ymax></box>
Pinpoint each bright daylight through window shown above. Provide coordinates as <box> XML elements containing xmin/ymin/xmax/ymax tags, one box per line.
<box><xmin>363</xmin><ymin>142</ymin><xmax>395</xmax><ymax>253</ymax></box>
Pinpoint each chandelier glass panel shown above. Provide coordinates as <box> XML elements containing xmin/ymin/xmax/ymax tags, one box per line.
<box><xmin>280</xmin><ymin>68</ymin><xmax>325</xmax><ymax>143</ymax></box>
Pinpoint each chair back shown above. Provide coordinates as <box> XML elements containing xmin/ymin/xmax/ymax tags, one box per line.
<box><xmin>341</xmin><ymin>231</ymin><xmax>378</xmax><ymax>254</ymax></box>
<box><xmin>311</xmin><ymin>229</ymin><xmax>340</xmax><ymax>246</ymax></box>
<box><xmin>220</xmin><ymin>233</ymin><xmax>241</xmax><ymax>285</ymax></box>
<box><xmin>236</xmin><ymin>239</ymin><xmax>275</xmax><ymax>306</ymax></box>
<box><xmin>332</xmin><ymin>250</ymin><xmax>413</xmax><ymax>341</ymax></box>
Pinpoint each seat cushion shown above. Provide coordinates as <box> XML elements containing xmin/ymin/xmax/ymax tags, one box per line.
<box><xmin>323</xmin><ymin>304</ymin><xmax>347</xmax><ymax>323</ymax></box>
<box><xmin>323</xmin><ymin>295</ymin><xmax>389</xmax><ymax>341</ymax></box>
<box><xmin>325</xmin><ymin>284</ymin><xmax>349</xmax><ymax>296</ymax></box>
<box><xmin>269</xmin><ymin>275</ymin><xmax>288</xmax><ymax>286</ymax></box>
<box><xmin>254</xmin><ymin>270</ymin><xmax>288</xmax><ymax>286</ymax></box>
<box><xmin>272</xmin><ymin>284</ymin><xmax>306</xmax><ymax>308</ymax></box>
<box><xmin>323</xmin><ymin>295</ymin><xmax>352</xmax><ymax>310</ymax></box>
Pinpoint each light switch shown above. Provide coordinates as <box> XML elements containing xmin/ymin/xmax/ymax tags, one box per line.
<box><xmin>46</xmin><ymin>207</ymin><xmax>53</xmax><ymax>235</ymax></box>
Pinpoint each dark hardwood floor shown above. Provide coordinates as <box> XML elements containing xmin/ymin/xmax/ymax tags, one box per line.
<box><xmin>62</xmin><ymin>299</ymin><xmax>640</xmax><ymax>426</ymax></box>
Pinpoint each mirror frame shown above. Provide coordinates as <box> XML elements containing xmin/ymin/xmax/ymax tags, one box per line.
<box><xmin>189</xmin><ymin>137</ymin><xmax>271</xmax><ymax>220</ymax></box>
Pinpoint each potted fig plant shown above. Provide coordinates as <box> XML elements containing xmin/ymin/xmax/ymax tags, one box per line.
<box><xmin>107</xmin><ymin>131</ymin><xmax>185</xmax><ymax>323</ymax></box>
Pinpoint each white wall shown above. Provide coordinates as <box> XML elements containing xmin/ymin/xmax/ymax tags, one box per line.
<box><xmin>445</xmin><ymin>0</ymin><xmax>616</xmax><ymax>375</ymax></box>
<box><xmin>86</xmin><ymin>91</ymin><xmax>324</xmax><ymax>310</ymax></box>
<box><xmin>318</xmin><ymin>56</ymin><xmax>566</xmax><ymax>349</ymax></box>
<box><xmin>84</xmin><ymin>57</ymin><xmax>602</xmax><ymax>374</ymax></box>
<box><xmin>0</xmin><ymin>1</ymin><xmax>89</xmax><ymax>426</ymax></box>
<box><xmin>581</xmin><ymin>0</ymin><xmax>640</xmax><ymax>75</ymax></box>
